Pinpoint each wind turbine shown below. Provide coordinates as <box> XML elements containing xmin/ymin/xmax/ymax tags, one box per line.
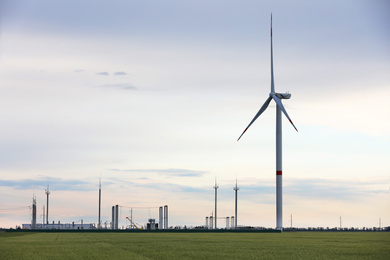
<box><xmin>237</xmin><ymin>14</ymin><xmax>298</xmax><ymax>231</ymax></box>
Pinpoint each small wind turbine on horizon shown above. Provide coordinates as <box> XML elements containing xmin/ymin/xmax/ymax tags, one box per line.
<box><xmin>237</xmin><ymin>14</ymin><xmax>298</xmax><ymax>231</ymax></box>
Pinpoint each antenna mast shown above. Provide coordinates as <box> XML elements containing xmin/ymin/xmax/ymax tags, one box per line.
<box><xmin>233</xmin><ymin>179</ymin><xmax>239</xmax><ymax>229</ymax></box>
<box><xmin>32</xmin><ymin>195</ymin><xmax>37</xmax><ymax>229</ymax></box>
<box><xmin>213</xmin><ymin>179</ymin><xmax>219</xmax><ymax>229</ymax></box>
<box><xmin>98</xmin><ymin>178</ymin><xmax>101</xmax><ymax>229</ymax></box>
<box><xmin>45</xmin><ymin>184</ymin><xmax>50</xmax><ymax>225</ymax></box>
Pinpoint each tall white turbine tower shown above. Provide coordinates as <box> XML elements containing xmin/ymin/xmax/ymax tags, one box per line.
<box><xmin>233</xmin><ymin>179</ymin><xmax>239</xmax><ymax>229</ymax></box>
<box><xmin>237</xmin><ymin>14</ymin><xmax>298</xmax><ymax>231</ymax></box>
<box><xmin>213</xmin><ymin>179</ymin><xmax>219</xmax><ymax>229</ymax></box>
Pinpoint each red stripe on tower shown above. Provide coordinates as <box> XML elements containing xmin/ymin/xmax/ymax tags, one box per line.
<box><xmin>276</xmin><ymin>171</ymin><xmax>282</xmax><ymax>175</ymax></box>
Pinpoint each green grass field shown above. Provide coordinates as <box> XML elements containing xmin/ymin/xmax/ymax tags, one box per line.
<box><xmin>0</xmin><ymin>231</ymin><xmax>389</xmax><ymax>259</ymax></box>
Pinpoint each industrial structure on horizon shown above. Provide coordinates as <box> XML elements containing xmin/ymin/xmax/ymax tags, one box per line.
<box><xmin>17</xmin><ymin>179</ymin><xmax>388</xmax><ymax>231</ymax></box>
<box><xmin>21</xmin><ymin>178</ymin><xmax>245</xmax><ymax>230</ymax></box>
<box><xmin>22</xmin><ymin>182</ymin><xmax>171</xmax><ymax>231</ymax></box>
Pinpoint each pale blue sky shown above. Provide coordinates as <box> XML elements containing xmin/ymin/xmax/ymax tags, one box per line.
<box><xmin>0</xmin><ymin>0</ymin><xmax>389</xmax><ymax>229</ymax></box>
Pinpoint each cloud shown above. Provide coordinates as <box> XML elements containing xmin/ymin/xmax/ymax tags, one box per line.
<box><xmin>74</xmin><ymin>69</ymin><xmax>84</xmax><ymax>73</ymax></box>
<box><xmin>100</xmin><ymin>83</ymin><xmax>137</xmax><ymax>90</ymax></box>
<box><xmin>96</xmin><ymin>72</ymin><xmax>127</xmax><ymax>76</ymax></box>
<box><xmin>104</xmin><ymin>176</ymin><xmax>209</xmax><ymax>195</ymax></box>
<box><xmin>0</xmin><ymin>177</ymin><xmax>94</xmax><ymax>191</ymax></box>
<box><xmin>114</xmin><ymin>72</ymin><xmax>127</xmax><ymax>76</ymax></box>
<box><xmin>209</xmin><ymin>177</ymin><xmax>389</xmax><ymax>205</ymax></box>
<box><xmin>284</xmin><ymin>178</ymin><xmax>388</xmax><ymax>201</ymax></box>
<box><xmin>109</xmin><ymin>168</ymin><xmax>208</xmax><ymax>177</ymax></box>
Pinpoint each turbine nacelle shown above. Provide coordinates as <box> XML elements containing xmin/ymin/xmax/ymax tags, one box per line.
<box><xmin>274</xmin><ymin>93</ymin><xmax>291</xmax><ymax>99</ymax></box>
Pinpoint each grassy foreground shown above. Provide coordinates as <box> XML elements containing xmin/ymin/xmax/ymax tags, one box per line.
<box><xmin>0</xmin><ymin>231</ymin><xmax>389</xmax><ymax>259</ymax></box>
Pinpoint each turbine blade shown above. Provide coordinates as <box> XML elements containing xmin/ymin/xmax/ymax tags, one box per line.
<box><xmin>271</xmin><ymin>94</ymin><xmax>298</xmax><ymax>132</ymax></box>
<box><xmin>270</xmin><ymin>13</ymin><xmax>275</xmax><ymax>94</ymax></box>
<box><xmin>237</xmin><ymin>96</ymin><xmax>273</xmax><ymax>141</ymax></box>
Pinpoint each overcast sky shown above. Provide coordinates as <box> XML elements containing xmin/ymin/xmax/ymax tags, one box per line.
<box><xmin>0</xmin><ymin>0</ymin><xmax>389</xmax><ymax>229</ymax></box>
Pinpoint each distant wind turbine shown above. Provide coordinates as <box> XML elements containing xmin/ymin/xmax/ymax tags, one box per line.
<box><xmin>237</xmin><ymin>14</ymin><xmax>298</xmax><ymax>231</ymax></box>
